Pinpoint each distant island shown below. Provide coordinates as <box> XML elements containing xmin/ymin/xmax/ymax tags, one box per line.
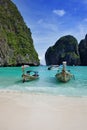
<box><xmin>0</xmin><ymin>0</ymin><xmax>40</xmax><ymax>66</ymax></box>
<box><xmin>45</xmin><ymin>35</ymin><xmax>87</xmax><ymax>66</ymax></box>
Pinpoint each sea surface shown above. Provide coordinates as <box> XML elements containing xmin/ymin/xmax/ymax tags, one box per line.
<box><xmin>0</xmin><ymin>66</ymin><xmax>87</xmax><ymax>97</ymax></box>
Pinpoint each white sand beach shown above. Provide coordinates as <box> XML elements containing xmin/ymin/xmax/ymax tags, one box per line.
<box><xmin>0</xmin><ymin>90</ymin><xmax>87</xmax><ymax>130</ymax></box>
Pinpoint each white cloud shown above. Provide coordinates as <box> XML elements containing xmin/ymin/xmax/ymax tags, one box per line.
<box><xmin>53</xmin><ymin>9</ymin><xmax>66</xmax><ymax>16</ymax></box>
<box><xmin>77</xmin><ymin>24</ymin><xmax>87</xmax><ymax>38</ymax></box>
<box><xmin>39</xmin><ymin>55</ymin><xmax>45</xmax><ymax>65</ymax></box>
<box><xmin>83</xmin><ymin>0</ymin><xmax>87</xmax><ymax>4</ymax></box>
<box><xmin>84</xmin><ymin>18</ymin><xmax>87</xmax><ymax>22</ymax></box>
<box><xmin>37</xmin><ymin>19</ymin><xmax>43</xmax><ymax>24</ymax></box>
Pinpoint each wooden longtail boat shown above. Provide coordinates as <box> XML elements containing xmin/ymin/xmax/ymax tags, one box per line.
<box><xmin>48</xmin><ymin>65</ymin><xmax>59</xmax><ymax>70</ymax></box>
<box><xmin>22</xmin><ymin>71</ymin><xmax>39</xmax><ymax>83</ymax></box>
<box><xmin>55</xmin><ymin>61</ymin><xmax>74</xmax><ymax>82</ymax></box>
<box><xmin>21</xmin><ymin>65</ymin><xmax>39</xmax><ymax>83</ymax></box>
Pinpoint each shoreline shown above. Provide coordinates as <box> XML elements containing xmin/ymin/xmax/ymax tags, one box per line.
<box><xmin>0</xmin><ymin>89</ymin><xmax>87</xmax><ymax>98</ymax></box>
<box><xmin>0</xmin><ymin>90</ymin><xmax>87</xmax><ymax>130</ymax></box>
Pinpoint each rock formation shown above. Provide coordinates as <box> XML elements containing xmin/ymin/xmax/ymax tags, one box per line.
<box><xmin>0</xmin><ymin>0</ymin><xmax>40</xmax><ymax>66</ymax></box>
<box><xmin>45</xmin><ymin>35</ymin><xmax>80</xmax><ymax>66</ymax></box>
<box><xmin>79</xmin><ymin>34</ymin><xmax>87</xmax><ymax>66</ymax></box>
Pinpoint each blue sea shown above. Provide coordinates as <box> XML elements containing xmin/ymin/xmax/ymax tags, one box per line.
<box><xmin>0</xmin><ymin>66</ymin><xmax>87</xmax><ymax>97</ymax></box>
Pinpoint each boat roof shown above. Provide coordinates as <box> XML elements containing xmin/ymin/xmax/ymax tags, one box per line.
<box><xmin>26</xmin><ymin>70</ymin><xmax>38</xmax><ymax>74</ymax></box>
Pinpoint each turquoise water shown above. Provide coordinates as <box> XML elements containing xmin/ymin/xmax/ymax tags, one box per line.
<box><xmin>0</xmin><ymin>66</ymin><xmax>87</xmax><ymax>97</ymax></box>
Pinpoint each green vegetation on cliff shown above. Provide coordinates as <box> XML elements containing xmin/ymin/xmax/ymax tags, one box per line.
<box><xmin>45</xmin><ymin>35</ymin><xmax>80</xmax><ymax>65</ymax></box>
<box><xmin>0</xmin><ymin>0</ymin><xmax>40</xmax><ymax>66</ymax></box>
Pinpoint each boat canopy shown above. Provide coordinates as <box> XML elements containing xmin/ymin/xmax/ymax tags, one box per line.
<box><xmin>26</xmin><ymin>70</ymin><xmax>38</xmax><ymax>74</ymax></box>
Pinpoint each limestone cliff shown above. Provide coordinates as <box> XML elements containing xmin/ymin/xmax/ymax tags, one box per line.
<box><xmin>79</xmin><ymin>34</ymin><xmax>87</xmax><ymax>66</ymax></box>
<box><xmin>0</xmin><ymin>0</ymin><xmax>40</xmax><ymax>66</ymax></box>
<box><xmin>45</xmin><ymin>35</ymin><xmax>80</xmax><ymax>65</ymax></box>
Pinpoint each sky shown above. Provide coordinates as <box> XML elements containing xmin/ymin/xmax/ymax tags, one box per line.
<box><xmin>12</xmin><ymin>0</ymin><xmax>87</xmax><ymax>64</ymax></box>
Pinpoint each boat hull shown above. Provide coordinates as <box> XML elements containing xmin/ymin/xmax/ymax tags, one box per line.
<box><xmin>22</xmin><ymin>74</ymin><xmax>39</xmax><ymax>82</ymax></box>
<box><xmin>55</xmin><ymin>71</ymin><xmax>72</xmax><ymax>82</ymax></box>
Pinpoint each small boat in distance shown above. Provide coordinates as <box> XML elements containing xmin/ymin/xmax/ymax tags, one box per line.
<box><xmin>48</xmin><ymin>65</ymin><xmax>59</xmax><ymax>70</ymax></box>
<box><xmin>21</xmin><ymin>65</ymin><xmax>39</xmax><ymax>83</ymax></box>
<box><xmin>55</xmin><ymin>61</ymin><xmax>74</xmax><ymax>83</ymax></box>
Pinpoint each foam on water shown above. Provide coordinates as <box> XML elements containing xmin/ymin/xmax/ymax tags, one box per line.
<box><xmin>0</xmin><ymin>66</ymin><xmax>87</xmax><ymax>97</ymax></box>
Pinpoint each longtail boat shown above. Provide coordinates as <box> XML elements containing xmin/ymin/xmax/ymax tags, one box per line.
<box><xmin>21</xmin><ymin>65</ymin><xmax>39</xmax><ymax>83</ymax></box>
<box><xmin>48</xmin><ymin>65</ymin><xmax>59</xmax><ymax>70</ymax></box>
<box><xmin>55</xmin><ymin>61</ymin><xmax>74</xmax><ymax>82</ymax></box>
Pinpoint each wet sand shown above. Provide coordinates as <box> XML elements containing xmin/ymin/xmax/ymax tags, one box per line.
<box><xmin>0</xmin><ymin>90</ymin><xmax>87</xmax><ymax>130</ymax></box>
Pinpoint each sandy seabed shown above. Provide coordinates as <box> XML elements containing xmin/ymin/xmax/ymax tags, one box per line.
<box><xmin>0</xmin><ymin>90</ymin><xmax>87</xmax><ymax>130</ymax></box>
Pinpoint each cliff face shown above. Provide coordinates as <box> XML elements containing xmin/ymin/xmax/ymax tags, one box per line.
<box><xmin>79</xmin><ymin>35</ymin><xmax>87</xmax><ymax>66</ymax></box>
<box><xmin>45</xmin><ymin>35</ymin><xmax>80</xmax><ymax>65</ymax></box>
<box><xmin>0</xmin><ymin>0</ymin><xmax>40</xmax><ymax>66</ymax></box>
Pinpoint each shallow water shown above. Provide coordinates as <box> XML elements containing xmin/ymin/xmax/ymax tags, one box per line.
<box><xmin>0</xmin><ymin>66</ymin><xmax>87</xmax><ymax>97</ymax></box>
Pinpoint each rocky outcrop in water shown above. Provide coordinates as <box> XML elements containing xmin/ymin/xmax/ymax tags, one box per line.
<box><xmin>79</xmin><ymin>34</ymin><xmax>87</xmax><ymax>66</ymax></box>
<box><xmin>0</xmin><ymin>0</ymin><xmax>40</xmax><ymax>66</ymax></box>
<box><xmin>45</xmin><ymin>35</ymin><xmax>80</xmax><ymax>65</ymax></box>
